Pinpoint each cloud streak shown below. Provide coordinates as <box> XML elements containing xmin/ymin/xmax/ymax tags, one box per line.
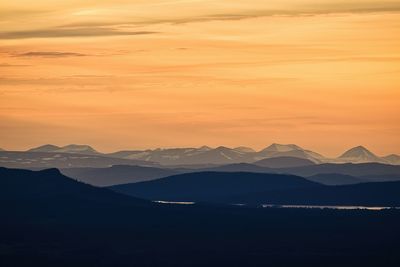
<box><xmin>0</xmin><ymin>27</ymin><xmax>157</xmax><ymax>39</ymax></box>
<box><xmin>14</xmin><ymin>51</ymin><xmax>88</xmax><ymax>57</ymax></box>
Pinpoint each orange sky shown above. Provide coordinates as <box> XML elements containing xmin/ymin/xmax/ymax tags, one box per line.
<box><xmin>1</xmin><ymin>0</ymin><xmax>400</xmax><ymax>156</ymax></box>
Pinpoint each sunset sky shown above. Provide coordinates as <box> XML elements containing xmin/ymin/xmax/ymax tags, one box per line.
<box><xmin>1</xmin><ymin>0</ymin><xmax>399</xmax><ymax>156</ymax></box>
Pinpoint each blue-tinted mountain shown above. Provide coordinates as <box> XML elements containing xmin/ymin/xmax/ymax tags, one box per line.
<box><xmin>61</xmin><ymin>165</ymin><xmax>179</xmax><ymax>186</ymax></box>
<box><xmin>109</xmin><ymin>172</ymin><xmax>321</xmax><ymax>202</ymax></box>
<box><xmin>276</xmin><ymin>162</ymin><xmax>400</xmax><ymax>177</ymax></box>
<box><xmin>254</xmin><ymin>156</ymin><xmax>315</xmax><ymax>168</ymax></box>
<box><xmin>228</xmin><ymin>180</ymin><xmax>400</xmax><ymax>206</ymax></box>
<box><xmin>305</xmin><ymin>173</ymin><xmax>365</xmax><ymax>185</ymax></box>
<box><xmin>203</xmin><ymin>163</ymin><xmax>274</xmax><ymax>173</ymax></box>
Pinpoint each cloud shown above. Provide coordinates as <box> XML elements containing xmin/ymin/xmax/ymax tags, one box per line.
<box><xmin>0</xmin><ymin>63</ymin><xmax>30</xmax><ymax>67</ymax></box>
<box><xmin>0</xmin><ymin>27</ymin><xmax>157</xmax><ymax>39</ymax></box>
<box><xmin>14</xmin><ymin>51</ymin><xmax>88</xmax><ymax>57</ymax></box>
<box><xmin>56</xmin><ymin>2</ymin><xmax>400</xmax><ymax>32</ymax></box>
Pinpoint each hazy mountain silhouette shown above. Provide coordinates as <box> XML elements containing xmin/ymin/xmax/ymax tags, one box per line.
<box><xmin>305</xmin><ymin>173</ymin><xmax>365</xmax><ymax>185</ymax></box>
<box><xmin>228</xmin><ymin>180</ymin><xmax>400</xmax><ymax>206</ymax></box>
<box><xmin>256</xmin><ymin>143</ymin><xmax>325</xmax><ymax>163</ymax></box>
<box><xmin>359</xmin><ymin>174</ymin><xmax>400</xmax><ymax>182</ymax></box>
<box><xmin>203</xmin><ymin>163</ymin><xmax>275</xmax><ymax>173</ymax></box>
<box><xmin>254</xmin><ymin>156</ymin><xmax>315</xmax><ymax>168</ymax></box>
<box><xmin>107</xmin><ymin>144</ymin><xmax>326</xmax><ymax>165</ymax></box>
<box><xmin>61</xmin><ymin>165</ymin><xmax>179</xmax><ymax>186</ymax></box>
<box><xmin>108</xmin><ymin>146</ymin><xmax>253</xmax><ymax>165</ymax></box>
<box><xmin>109</xmin><ymin>172</ymin><xmax>321</xmax><ymax>202</ymax></box>
<box><xmin>28</xmin><ymin>144</ymin><xmax>100</xmax><ymax>155</ymax></box>
<box><xmin>338</xmin><ymin>146</ymin><xmax>385</xmax><ymax>163</ymax></box>
<box><xmin>16</xmin><ymin>143</ymin><xmax>400</xmax><ymax>166</ymax></box>
<box><xmin>383</xmin><ymin>154</ymin><xmax>400</xmax><ymax>165</ymax></box>
<box><xmin>0</xmin><ymin>151</ymin><xmax>157</xmax><ymax>168</ymax></box>
<box><xmin>276</xmin><ymin>162</ymin><xmax>400</xmax><ymax>177</ymax></box>
<box><xmin>28</xmin><ymin>144</ymin><xmax>61</xmax><ymax>152</ymax></box>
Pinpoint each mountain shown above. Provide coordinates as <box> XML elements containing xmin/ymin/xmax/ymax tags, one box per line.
<box><xmin>111</xmin><ymin>146</ymin><xmax>255</xmax><ymax>165</ymax></box>
<box><xmin>204</xmin><ymin>163</ymin><xmax>275</xmax><ymax>173</ymax></box>
<box><xmin>54</xmin><ymin>144</ymin><xmax>100</xmax><ymax>155</ymax></box>
<box><xmin>254</xmin><ymin>156</ymin><xmax>315</xmax><ymax>168</ymax></box>
<box><xmin>275</xmin><ymin>162</ymin><xmax>400</xmax><ymax>177</ymax></box>
<box><xmin>261</xmin><ymin>143</ymin><xmax>303</xmax><ymax>152</ymax></box>
<box><xmin>27</xmin><ymin>144</ymin><xmax>61</xmax><ymax>152</ymax></box>
<box><xmin>359</xmin><ymin>174</ymin><xmax>400</xmax><ymax>182</ymax></box>
<box><xmin>256</xmin><ymin>143</ymin><xmax>325</xmax><ymax>163</ymax></box>
<box><xmin>383</xmin><ymin>154</ymin><xmax>400</xmax><ymax>165</ymax></box>
<box><xmin>305</xmin><ymin>173</ymin><xmax>365</xmax><ymax>185</ymax></box>
<box><xmin>233</xmin><ymin>146</ymin><xmax>256</xmax><ymax>153</ymax></box>
<box><xmin>60</xmin><ymin>165</ymin><xmax>179</xmax><ymax>187</ymax></box>
<box><xmin>109</xmin><ymin>144</ymin><xmax>325</xmax><ymax>166</ymax></box>
<box><xmin>28</xmin><ymin>144</ymin><xmax>100</xmax><ymax>155</ymax></box>
<box><xmin>338</xmin><ymin>146</ymin><xmax>384</xmax><ymax>163</ymax></box>
<box><xmin>228</xmin><ymin>180</ymin><xmax>400</xmax><ymax>207</ymax></box>
<box><xmin>109</xmin><ymin>172</ymin><xmax>321</xmax><ymax>202</ymax></box>
<box><xmin>0</xmin><ymin>148</ymin><xmax>4</xmax><ymax>151</ymax></box>
<box><xmin>0</xmin><ymin>151</ymin><xmax>157</xmax><ymax>168</ymax></box>
<box><xmin>0</xmin><ymin>167</ymin><xmax>149</xmax><ymax>207</ymax></box>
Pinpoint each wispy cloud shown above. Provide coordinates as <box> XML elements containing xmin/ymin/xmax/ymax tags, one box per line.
<box><xmin>14</xmin><ymin>51</ymin><xmax>88</xmax><ymax>57</ymax></box>
<box><xmin>0</xmin><ymin>27</ymin><xmax>157</xmax><ymax>39</ymax></box>
<box><xmin>0</xmin><ymin>63</ymin><xmax>30</xmax><ymax>67</ymax></box>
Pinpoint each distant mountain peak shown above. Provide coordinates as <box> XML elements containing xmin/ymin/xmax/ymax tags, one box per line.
<box><xmin>339</xmin><ymin>146</ymin><xmax>381</xmax><ymax>163</ymax></box>
<box><xmin>28</xmin><ymin>144</ymin><xmax>61</xmax><ymax>152</ymax></box>
<box><xmin>198</xmin><ymin>145</ymin><xmax>212</xmax><ymax>151</ymax></box>
<box><xmin>57</xmin><ymin>144</ymin><xmax>99</xmax><ymax>154</ymax></box>
<box><xmin>262</xmin><ymin>143</ymin><xmax>303</xmax><ymax>152</ymax></box>
<box><xmin>340</xmin><ymin>146</ymin><xmax>374</xmax><ymax>157</ymax></box>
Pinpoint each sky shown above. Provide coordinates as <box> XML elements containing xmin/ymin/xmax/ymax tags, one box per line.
<box><xmin>1</xmin><ymin>0</ymin><xmax>399</xmax><ymax>156</ymax></box>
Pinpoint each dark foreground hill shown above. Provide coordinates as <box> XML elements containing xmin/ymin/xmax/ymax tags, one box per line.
<box><xmin>0</xmin><ymin>167</ymin><xmax>150</xmax><ymax>208</ymax></box>
<box><xmin>1</xmin><ymin>167</ymin><xmax>400</xmax><ymax>267</ymax></box>
<box><xmin>109</xmin><ymin>171</ymin><xmax>321</xmax><ymax>202</ymax></box>
<box><xmin>227</xmin><ymin>181</ymin><xmax>400</xmax><ymax>206</ymax></box>
<box><xmin>109</xmin><ymin>171</ymin><xmax>400</xmax><ymax>207</ymax></box>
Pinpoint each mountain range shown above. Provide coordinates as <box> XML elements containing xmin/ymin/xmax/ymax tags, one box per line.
<box><xmin>1</xmin><ymin>143</ymin><xmax>399</xmax><ymax>166</ymax></box>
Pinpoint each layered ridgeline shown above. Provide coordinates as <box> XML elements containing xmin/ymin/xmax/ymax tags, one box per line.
<box><xmin>109</xmin><ymin>171</ymin><xmax>400</xmax><ymax>207</ymax></box>
<box><xmin>110</xmin><ymin>172</ymin><xmax>321</xmax><ymax>202</ymax></box>
<box><xmin>62</xmin><ymin>161</ymin><xmax>400</xmax><ymax>187</ymax></box>
<box><xmin>1</xmin><ymin>143</ymin><xmax>399</xmax><ymax>168</ymax></box>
